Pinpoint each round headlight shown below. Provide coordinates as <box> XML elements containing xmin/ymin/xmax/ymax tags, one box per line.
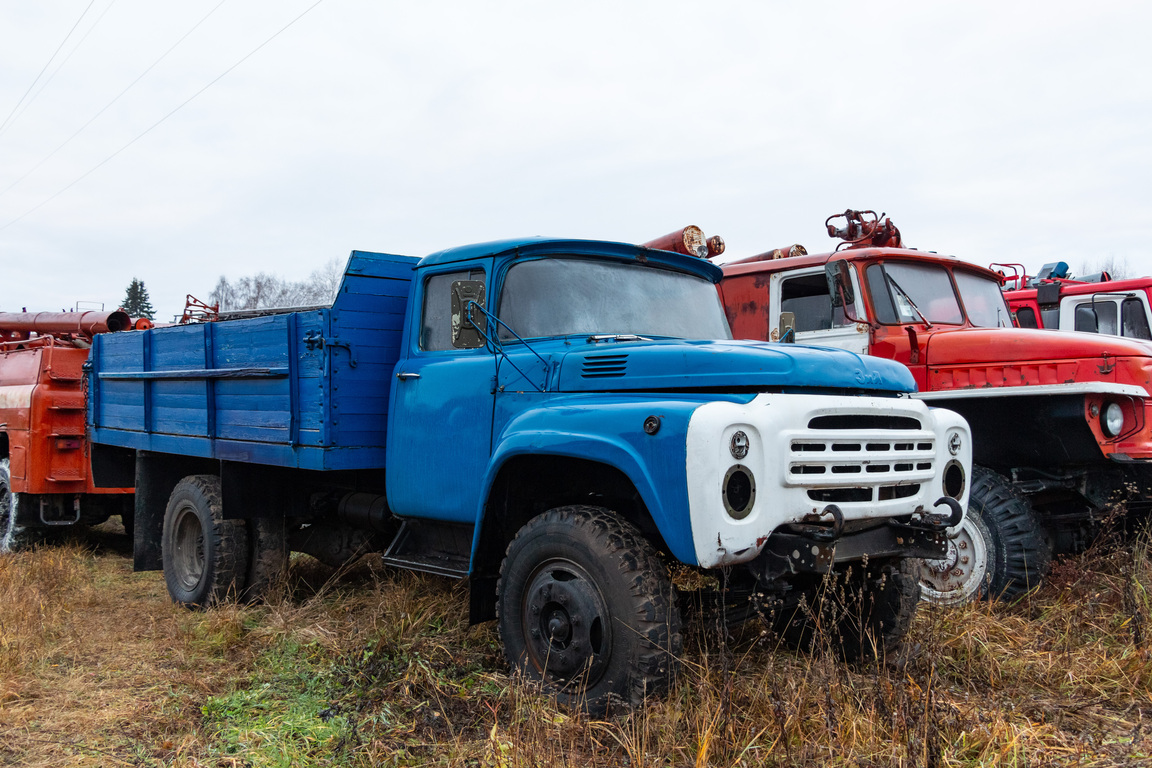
<box><xmin>722</xmin><ymin>465</ymin><xmax>756</xmax><ymax>520</ymax></box>
<box><xmin>1102</xmin><ymin>402</ymin><xmax>1124</xmax><ymax>437</ymax></box>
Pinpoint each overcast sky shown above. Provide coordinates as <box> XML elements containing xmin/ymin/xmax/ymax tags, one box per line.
<box><xmin>1</xmin><ymin>1</ymin><xmax>1149</xmax><ymax>319</ymax></box>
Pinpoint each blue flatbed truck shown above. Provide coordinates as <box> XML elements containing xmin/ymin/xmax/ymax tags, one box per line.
<box><xmin>87</xmin><ymin>237</ymin><xmax>972</xmax><ymax>712</ymax></box>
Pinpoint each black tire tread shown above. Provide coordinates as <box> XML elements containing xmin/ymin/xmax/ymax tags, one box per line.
<box><xmin>970</xmin><ymin>466</ymin><xmax>1051</xmax><ymax>600</ymax></box>
<box><xmin>497</xmin><ymin>505</ymin><xmax>682</xmax><ymax>713</ymax></box>
<box><xmin>243</xmin><ymin>516</ymin><xmax>288</xmax><ymax>603</ymax></box>
<box><xmin>0</xmin><ymin>458</ymin><xmax>40</xmax><ymax>553</ymax></box>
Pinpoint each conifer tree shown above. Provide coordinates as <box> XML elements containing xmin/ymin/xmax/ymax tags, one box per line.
<box><xmin>121</xmin><ymin>277</ymin><xmax>156</xmax><ymax>319</ymax></box>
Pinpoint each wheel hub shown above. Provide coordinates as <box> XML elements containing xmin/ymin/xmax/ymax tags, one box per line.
<box><xmin>171</xmin><ymin>504</ymin><xmax>206</xmax><ymax>591</ymax></box>
<box><xmin>522</xmin><ymin>560</ymin><xmax>610</xmax><ymax>682</ymax></box>
<box><xmin>912</xmin><ymin>514</ymin><xmax>988</xmax><ymax>606</ymax></box>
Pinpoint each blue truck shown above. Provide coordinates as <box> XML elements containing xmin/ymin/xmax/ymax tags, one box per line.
<box><xmin>86</xmin><ymin>237</ymin><xmax>971</xmax><ymax>712</ymax></box>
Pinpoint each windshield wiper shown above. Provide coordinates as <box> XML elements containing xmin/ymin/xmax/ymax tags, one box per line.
<box><xmin>586</xmin><ymin>334</ymin><xmax>652</xmax><ymax>344</ymax></box>
<box><xmin>886</xmin><ymin>274</ymin><xmax>933</xmax><ymax>329</ymax></box>
<box><xmin>465</xmin><ymin>301</ymin><xmax>551</xmax><ymax>392</ymax></box>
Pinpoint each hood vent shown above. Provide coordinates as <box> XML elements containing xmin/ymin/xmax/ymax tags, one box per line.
<box><xmin>581</xmin><ymin>354</ymin><xmax>628</xmax><ymax>378</ymax></box>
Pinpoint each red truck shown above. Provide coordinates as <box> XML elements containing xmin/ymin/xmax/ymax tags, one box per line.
<box><xmin>718</xmin><ymin>210</ymin><xmax>1152</xmax><ymax>605</ymax></box>
<box><xmin>997</xmin><ymin>263</ymin><xmax>1152</xmax><ymax>341</ymax></box>
<box><xmin>0</xmin><ymin>311</ymin><xmax>137</xmax><ymax>550</ymax></box>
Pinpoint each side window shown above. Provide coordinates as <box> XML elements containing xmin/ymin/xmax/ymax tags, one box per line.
<box><xmin>780</xmin><ymin>273</ymin><xmax>848</xmax><ymax>332</ymax></box>
<box><xmin>1074</xmin><ymin>301</ymin><xmax>1117</xmax><ymax>335</ymax></box>
<box><xmin>420</xmin><ymin>268</ymin><xmax>486</xmax><ymax>350</ymax></box>
<box><xmin>1015</xmin><ymin>306</ymin><xmax>1038</xmax><ymax>328</ymax></box>
<box><xmin>1122</xmin><ymin>298</ymin><xmax>1152</xmax><ymax>339</ymax></box>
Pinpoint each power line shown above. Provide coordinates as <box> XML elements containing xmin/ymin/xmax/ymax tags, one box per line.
<box><xmin>0</xmin><ymin>0</ymin><xmax>327</xmax><ymax>233</ymax></box>
<box><xmin>11</xmin><ymin>0</ymin><xmax>120</xmax><ymax>128</ymax></box>
<box><xmin>0</xmin><ymin>0</ymin><xmax>230</xmax><ymax>201</ymax></box>
<box><xmin>0</xmin><ymin>0</ymin><xmax>98</xmax><ymax>136</ymax></box>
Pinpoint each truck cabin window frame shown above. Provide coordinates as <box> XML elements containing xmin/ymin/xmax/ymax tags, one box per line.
<box><xmin>779</xmin><ymin>273</ymin><xmax>851</xmax><ymax>333</ymax></box>
<box><xmin>1071</xmin><ymin>297</ymin><xmax>1152</xmax><ymax>340</ymax></box>
<box><xmin>420</xmin><ymin>268</ymin><xmax>487</xmax><ymax>351</ymax></box>
<box><xmin>495</xmin><ymin>257</ymin><xmax>732</xmax><ymax>342</ymax></box>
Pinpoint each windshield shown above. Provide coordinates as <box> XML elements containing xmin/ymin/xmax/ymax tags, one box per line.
<box><xmin>867</xmin><ymin>262</ymin><xmax>962</xmax><ymax>325</ymax></box>
<box><xmin>953</xmin><ymin>269</ymin><xmax>1011</xmax><ymax>328</ymax></box>
<box><xmin>497</xmin><ymin>258</ymin><xmax>732</xmax><ymax>341</ymax></box>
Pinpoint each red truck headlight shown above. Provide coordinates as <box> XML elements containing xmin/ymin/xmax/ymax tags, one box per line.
<box><xmin>1102</xmin><ymin>402</ymin><xmax>1125</xmax><ymax>437</ymax></box>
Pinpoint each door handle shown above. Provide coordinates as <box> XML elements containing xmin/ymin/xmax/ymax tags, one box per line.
<box><xmin>396</xmin><ymin>372</ymin><xmax>421</xmax><ymax>380</ymax></box>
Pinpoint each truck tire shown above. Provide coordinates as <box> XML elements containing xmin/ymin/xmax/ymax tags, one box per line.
<box><xmin>770</xmin><ymin>559</ymin><xmax>919</xmax><ymax>661</ymax></box>
<box><xmin>497</xmin><ymin>506</ymin><xmax>682</xmax><ymax>714</ymax></box>
<box><xmin>162</xmin><ymin>475</ymin><xmax>249</xmax><ymax>608</ymax></box>
<box><xmin>0</xmin><ymin>458</ymin><xmax>38</xmax><ymax>553</ymax></box>
<box><xmin>0</xmin><ymin>458</ymin><xmax>15</xmax><ymax>553</ymax></box>
<box><xmin>914</xmin><ymin>466</ymin><xmax>1050</xmax><ymax>604</ymax></box>
<box><xmin>243</xmin><ymin>516</ymin><xmax>288</xmax><ymax>603</ymax></box>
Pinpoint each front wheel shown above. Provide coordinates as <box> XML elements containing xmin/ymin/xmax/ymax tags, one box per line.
<box><xmin>497</xmin><ymin>506</ymin><xmax>682</xmax><ymax>714</ymax></box>
<box><xmin>913</xmin><ymin>466</ymin><xmax>1050</xmax><ymax>604</ymax></box>
<box><xmin>0</xmin><ymin>458</ymin><xmax>39</xmax><ymax>553</ymax></box>
<box><xmin>162</xmin><ymin>475</ymin><xmax>249</xmax><ymax>608</ymax></box>
<box><xmin>770</xmin><ymin>559</ymin><xmax>920</xmax><ymax>660</ymax></box>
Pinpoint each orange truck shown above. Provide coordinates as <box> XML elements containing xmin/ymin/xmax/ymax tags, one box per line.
<box><xmin>0</xmin><ymin>311</ymin><xmax>137</xmax><ymax>550</ymax></box>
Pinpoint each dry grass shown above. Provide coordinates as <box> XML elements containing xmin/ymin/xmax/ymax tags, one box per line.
<box><xmin>2</xmin><ymin>523</ymin><xmax>1152</xmax><ymax>766</ymax></box>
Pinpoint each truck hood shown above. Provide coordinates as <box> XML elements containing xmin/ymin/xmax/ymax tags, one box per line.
<box><xmin>924</xmin><ymin>327</ymin><xmax>1152</xmax><ymax>366</ymax></box>
<box><xmin>555</xmin><ymin>338</ymin><xmax>916</xmax><ymax>393</ymax></box>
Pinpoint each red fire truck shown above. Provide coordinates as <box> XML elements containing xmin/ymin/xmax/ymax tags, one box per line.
<box><xmin>997</xmin><ymin>263</ymin><xmax>1152</xmax><ymax>341</ymax></box>
<box><xmin>0</xmin><ymin>311</ymin><xmax>138</xmax><ymax>550</ymax></box>
<box><xmin>718</xmin><ymin>210</ymin><xmax>1152</xmax><ymax>605</ymax></box>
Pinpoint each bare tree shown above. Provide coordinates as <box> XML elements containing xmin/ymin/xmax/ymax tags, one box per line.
<box><xmin>209</xmin><ymin>258</ymin><xmax>345</xmax><ymax>311</ymax></box>
<box><xmin>1078</xmin><ymin>254</ymin><xmax>1131</xmax><ymax>280</ymax></box>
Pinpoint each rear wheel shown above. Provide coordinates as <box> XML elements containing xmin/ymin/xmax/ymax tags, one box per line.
<box><xmin>243</xmin><ymin>516</ymin><xmax>288</xmax><ymax>603</ymax></box>
<box><xmin>162</xmin><ymin>475</ymin><xmax>249</xmax><ymax>608</ymax></box>
<box><xmin>497</xmin><ymin>506</ymin><xmax>681</xmax><ymax>714</ymax></box>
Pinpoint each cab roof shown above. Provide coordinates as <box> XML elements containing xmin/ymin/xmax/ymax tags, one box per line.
<box><xmin>720</xmin><ymin>246</ymin><xmax>997</xmax><ymax>280</ymax></box>
<box><xmin>418</xmin><ymin>237</ymin><xmax>724</xmax><ymax>283</ymax></box>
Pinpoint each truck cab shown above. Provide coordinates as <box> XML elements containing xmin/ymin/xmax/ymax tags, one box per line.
<box><xmin>720</xmin><ymin>211</ymin><xmax>1152</xmax><ymax>606</ymax></box>
<box><xmin>999</xmin><ymin>264</ymin><xmax>1152</xmax><ymax>341</ymax></box>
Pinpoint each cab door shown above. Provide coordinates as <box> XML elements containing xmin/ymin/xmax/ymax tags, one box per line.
<box><xmin>387</xmin><ymin>261</ymin><xmax>496</xmax><ymax>522</ymax></box>
<box><xmin>770</xmin><ymin>267</ymin><xmax>870</xmax><ymax>354</ymax></box>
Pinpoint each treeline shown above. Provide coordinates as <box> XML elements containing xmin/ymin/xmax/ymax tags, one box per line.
<box><xmin>208</xmin><ymin>258</ymin><xmax>344</xmax><ymax>311</ymax></box>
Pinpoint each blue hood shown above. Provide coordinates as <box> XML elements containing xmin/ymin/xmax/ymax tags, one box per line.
<box><xmin>555</xmin><ymin>339</ymin><xmax>916</xmax><ymax>393</ymax></box>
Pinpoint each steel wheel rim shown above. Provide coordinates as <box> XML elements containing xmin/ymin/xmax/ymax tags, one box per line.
<box><xmin>171</xmin><ymin>504</ymin><xmax>206</xmax><ymax>592</ymax></box>
<box><xmin>520</xmin><ymin>557</ymin><xmax>612</xmax><ymax>686</ymax></box>
<box><xmin>914</xmin><ymin>515</ymin><xmax>989</xmax><ymax>606</ymax></box>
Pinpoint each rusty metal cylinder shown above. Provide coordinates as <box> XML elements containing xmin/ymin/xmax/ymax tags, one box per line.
<box><xmin>641</xmin><ymin>226</ymin><xmax>710</xmax><ymax>258</ymax></box>
<box><xmin>0</xmin><ymin>310</ymin><xmax>132</xmax><ymax>337</ymax></box>
<box><xmin>724</xmin><ymin>244</ymin><xmax>809</xmax><ymax>266</ymax></box>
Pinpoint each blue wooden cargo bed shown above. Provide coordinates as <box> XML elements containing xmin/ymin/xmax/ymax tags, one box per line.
<box><xmin>88</xmin><ymin>251</ymin><xmax>418</xmax><ymax>471</ymax></box>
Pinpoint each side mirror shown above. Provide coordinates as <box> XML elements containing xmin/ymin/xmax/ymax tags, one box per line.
<box><xmin>451</xmin><ymin>280</ymin><xmax>487</xmax><ymax>349</ymax></box>
<box><xmin>779</xmin><ymin>311</ymin><xmax>796</xmax><ymax>343</ymax></box>
<box><xmin>825</xmin><ymin>261</ymin><xmax>855</xmax><ymax>308</ymax></box>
